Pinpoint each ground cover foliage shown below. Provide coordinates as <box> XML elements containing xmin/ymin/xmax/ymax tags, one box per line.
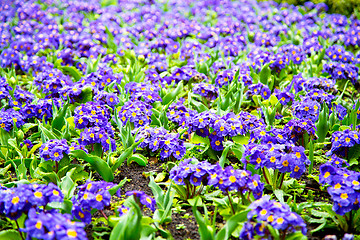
<box><xmin>1</xmin><ymin>0</ymin><xmax>360</xmax><ymax>239</ymax></box>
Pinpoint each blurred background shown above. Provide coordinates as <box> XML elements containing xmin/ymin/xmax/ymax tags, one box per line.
<box><xmin>259</xmin><ymin>0</ymin><xmax>360</xmax><ymax>16</ymax></box>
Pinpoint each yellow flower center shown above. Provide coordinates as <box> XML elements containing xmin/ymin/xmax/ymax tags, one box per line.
<box><xmin>67</xmin><ymin>230</ymin><xmax>78</xmax><ymax>238</ymax></box>
<box><xmin>34</xmin><ymin>192</ymin><xmax>43</xmax><ymax>198</ymax></box>
<box><xmin>12</xmin><ymin>196</ymin><xmax>19</xmax><ymax>204</ymax></box>
<box><xmin>36</xmin><ymin>221</ymin><xmax>42</xmax><ymax>229</ymax></box>
<box><xmin>260</xmin><ymin>209</ymin><xmax>267</xmax><ymax>215</ymax></box>
<box><xmin>96</xmin><ymin>194</ymin><xmax>103</xmax><ymax>202</ymax></box>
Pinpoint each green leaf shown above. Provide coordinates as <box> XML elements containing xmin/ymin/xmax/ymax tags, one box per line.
<box><xmin>192</xmin><ymin>204</ymin><xmax>215</xmax><ymax>240</ymax></box>
<box><xmin>61</xmin><ymin>66</ymin><xmax>82</xmax><ymax>81</ymax></box>
<box><xmin>38</xmin><ymin>121</ymin><xmax>59</xmax><ymax>140</ymax></box>
<box><xmin>70</xmin><ymin>150</ymin><xmax>114</xmax><ymax>182</ymax></box>
<box><xmin>219</xmin><ymin>144</ymin><xmax>231</xmax><ymax>168</ymax></box>
<box><xmin>34</xmin><ymin>167</ymin><xmax>59</xmax><ymax>184</ymax></box>
<box><xmin>101</xmin><ymin>0</ymin><xmax>118</xmax><ymax>7</ymax></box>
<box><xmin>317</xmin><ymin>48</ymin><xmax>326</xmax><ymax>65</ymax></box>
<box><xmin>105</xmin><ymin>26</ymin><xmax>117</xmax><ymax>52</ymax></box>
<box><xmin>189</xmin><ymin>97</ymin><xmax>209</xmax><ymax>113</ymax></box>
<box><xmin>154</xmin><ymin>172</ymin><xmax>166</xmax><ymax>182</ymax></box>
<box><xmin>8</xmin><ymin>138</ymin><xmax>23</xmax><ymax>159</ymax></box>
<box><xmin>191</xmin><ymin>134</ymin><xmax>210</xmax><ymax>145</ymax></box>
<box><xmin>47</xmin><ymin>199</ymin><xmax>73</xmax><ymax>214</ymax></box>
<box><xmin>110</xmin><ymin>201</ymin><xmax>142</xmax><ymax>240</ymax></box>
<box><xmin>27</xmin><ymin>143</ymin><xmax>42</xmax><ymax>158</ymax></box>
<box><xmin>215</xmin><ymin>210</ymin><xmax>250</xmax><ymax>240</ymax></box>
<box><xmin>286</xmin><ymin>232</ymin><xmax>307</xmax><ymax>240</ymax></box>
<box><xmin>162</xmin><ymin>81</ymin><xmax>184</xmax><ymax>105</ymax></box>
<box><xmin>0</xmin><ymin>229</ymin><xmax>22</xmax><ymax>240</ymax></box>
<box><xmin>232</xmin><ymin>135</ymin><xmax>249</xmax><ymax>145</ymax></box>
<box><xmin>60</xmin><ymin>168</ymin><xmax>76</xmax><ymax>199</ymax></box>
<box><xmin>231</xmin><ymin>143</ymin><xmax>245</xmax><ymax>160</ymax></box>
<box><xmin>310</xmin><ymin>221</ymin><xmax>326</xmax><ymax>233</ymax></box>
<box><xmin>52</xmin><ymin>102</ymin><xmax>69</xmax><ymax>132</ymax></box>
<box><xmin>149</xmin><ymin>176</ymin><xmax>165</xmax><ymax>208</ymax></box>
<box><xmin>0</xmin><ymin>164</ymin><xmax>11</xmax><ymax>176</ymax></box>
<box><xmin>79</xmin><ymin>86</ymin><xmax>93</xmax><ymax>103</ymax></box>
<box><xmin>259</xmin><ymin>63</ymin><xmax>271</xmax><ymax>85</ymax></box>
<box><xmin>348</xmin><ymin>144</ymin><xmax>360</xmax><ymax>161</ymax></box>
<box><xmin>160</xmin><ymin>184</ymin><xmax>174</xmax><ymax>224</ymax></box>
<box><xmin>308</xmin><ymin>139</ymin><xmax>314</xmax><ymax>174</ymax></box>
<box><xmin>188</xmin><ymin>196</ymin><xmax>203</xmax><ymax>207</ymax></box>
<box><xmin>22</xmin><ymin>123</ymin><xmax>37</xmax><ymax>134</ymax></box>
<box><xmin>112</xmin><ymin>140</ymin><xmax>142</xmax><ymax>171</ymax></box>
<box><xmin>310</xmin><ymin>209</ymin><xmax>332</xmax><ymax>219</ymax></box>
<box><xmin>274</xmin><ymin>189</ymin><xmax>285</xmax><ymax>204</ymax></box>
<box><xmin>127</xmin><ymin>153</ymin><xmax>148</xmax><ymax>166</ymax></box>
<box><xmin>109</xmin><ymin>178</ymin><xmax>127</xmax><ymax>196</ymax></box>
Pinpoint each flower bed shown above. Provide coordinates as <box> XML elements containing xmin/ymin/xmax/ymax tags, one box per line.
<box><xmin>1</xmin><ymin>0</ymin><xmax>360</xmax><ymax>239</ymax></box>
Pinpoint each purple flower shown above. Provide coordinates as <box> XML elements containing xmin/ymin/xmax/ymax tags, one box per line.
<box><xmin>40</xmin><ymin>139</ymin><xmax>70</xmax><ymax>162</ymax></box>
<box><xmin>126</xmin><ymin>191</ymin><xmax>156</xmax><ymax>212</ymax></box>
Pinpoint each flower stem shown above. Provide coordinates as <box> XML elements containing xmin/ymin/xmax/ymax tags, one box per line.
<box><xmin>15</xmin><ymin>220</ymin><xmax>24</xmax><ymax>240</ymax></box>
<box><xmin>191</xmin><ymin>185</ymin><xmax>196</xmax><ymax>199</ymax></box>
<box><xmin>100</xmin><ymin>210</ymin><xmax>108</xmax><ymax>220</ymax></box>
<box><xmin>278</xmin><ymin>172</ymin><xmax>285</xmax><ymax>190</ymax></box>
<box><xmin>196</xmin><ymin>184</ymin><xmax>204</xmax><ymax>196</ymax></box>
<box><xmin>262</xmin><ymin>167</ymin><xmax>270</xmax><ymax>185</ymax></box>
<box><xmin>186</xmin><ymin>182</ymin><xmax>190</xmax><ymax>200</ymax></box>
<box><xmin>227</xmin><ymin>190</ymin><xmax>235</xmax><ymax>215</ymax></box>
<box><xmin>55</xmin><ymin>161</ymin><xmax>58</xmax><ymax>174</ymax></box>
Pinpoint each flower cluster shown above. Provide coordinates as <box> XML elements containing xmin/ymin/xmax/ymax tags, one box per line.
<box><xmin>292</xmin><ymin>74</ymin><xmax>335</xmax><ymax>93</ymax></box>
<box><xmin>20</xmin><ymin>139</ymin><xmax>33</xmax><ymax>150</ymax></box>
<box><xmin>328</xmin><ymin>129</ymin><xmax>360</xmax><ymax>157</ymax></box>
<box><xmin>239</xmin><ymin>195</ymin><xmax>307</xmax><ymax>239</ymax></box>
<box><xmin>320</xmin><ymin>164</ymin><xmax>360</xmax><ymax>215</ymax></box>
<box><xmin>167</xmin><ymin>99</ymin><xmax>196</xmax><ymax>128</ymax></box>
<box><xmin>0</xmin><ymin>108</ymin><xmax>25</xmax><ymax>132</ymax></box>
<box><xmin>292</xmin><ymin>97</ymin><xmax>320</xmax><ymax>122</ymax></box>
<box><xmin>274</xmin><ymin>90</ymin><xmax>294</xmax><ymax>105</ymax></box>
<box><xmin>34</xmin><ymin>68</ymin><xmax>72</xmax><ymax>96</ymax></box>
<box><xmin>78</xmin><ymin>125</ymin><xmax>116</xmax><ymax>152</ymax></box>
<box><xmin>125</xmin><ymin>191</ymin><xmax>156</xmax><ymax>212</ymax></box>
<box><xmin>0</xmin><ymin>77</ymin><xmax>12</xmax><ymax>100</ymax></box>
<box><xmin>22</xmin><ymin>208</ymin><xmax>87</xmax><ymax>240</ymax></box>
<box><xmin>135</xmin><ymin>126</ymin><xmax>186</xmax><ymax>160</ymax></box>
<box><xmin>326</xmin><ymin>45</ymin><xmax>354</xmax><ymax>63</ymax></box>
<box><xmin>170</xmin><ymin>159</ymin><xmax>264</xmax><ymax>199</ymax></box>
<box><xmin>242</xmin><ymin>143</ymin><xmax>310</xmax><ymax>179</ymax></box>
<box><xmin>78</xmin><ymin>66</ymin><xmax>122</xmax><ymax>91</ymax></box>
<box><xmin>193</xmin><ymin>83</ymin><xmax>218</xmax><ymax>100</ymax></box>
<box><xmin>118</xmin><ymin>100</ymin><xmax>152</xmax><ymax>128</ymax></box>
<box><xmin>0</xmin><ymin>183</ymin><xmax>63</xmax><ymax>220</ymax></box>
<box><xmin>125</xmin><ymin>82</ymin><xmax>162</xmax><ymax>104</ymax></box>
<box><xmin>283</xmin><ymin>118</ymin><xmax>317</xmax><ymax>143</ymax></box>
<box><xmin>19</xmin><ymin>98</ymin><xmax>63</xmax><ymax>121</ymax></box>
<box><xmin>323</xmin><ymin>61</ymin><xmax>359</xmax><ymax>86</ymax></box>
<box><xmin>279</xmin><ymin>44</ymin><xmax>305</xmax><ymax>65</ymax></box>
<box><xmin>74</xmin><ymin>102</ymin><xmax>110</xmax><ymax>129</ymax></box>
<box><xmin>74</xmin><ymin>102</ymin><xmax>116</xmax><ymax>152</ymax></box>
<box><xmin>72</xmin><ymin>181</ymin><xmax>121</xmax><ymax>223</ymax></box>
<box><xmin>188</xmin><ymin>111</ymin><xmax>263</xmax><ymax>151</ymax></box>
<box><xmin>247</xmin><ymin>83</ymin><xmax>271</xmax><ymax>100</ymax></box>
<box><xmin>39</xmin><ymin>139</ymin><xmax>70</xmax><ymax>162</ymax></box>
<box><xmin>215</xmin><ymin>69</ymin><xmax>233</xmax><ymax>87</ymax></box>
<box><xmin>327</xmin><ymin>154</ymin><xmax>349</xmax><ymax>168</ymax></box>
<box><xmin>93</xmin><ymin>90</ymin><xmax>120</xmax><ymax>107</ymax></box>
<box><xmin>117</xmin><ymin>205</ymin><xmax>130</xmax><ymax>217</ymax></box>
